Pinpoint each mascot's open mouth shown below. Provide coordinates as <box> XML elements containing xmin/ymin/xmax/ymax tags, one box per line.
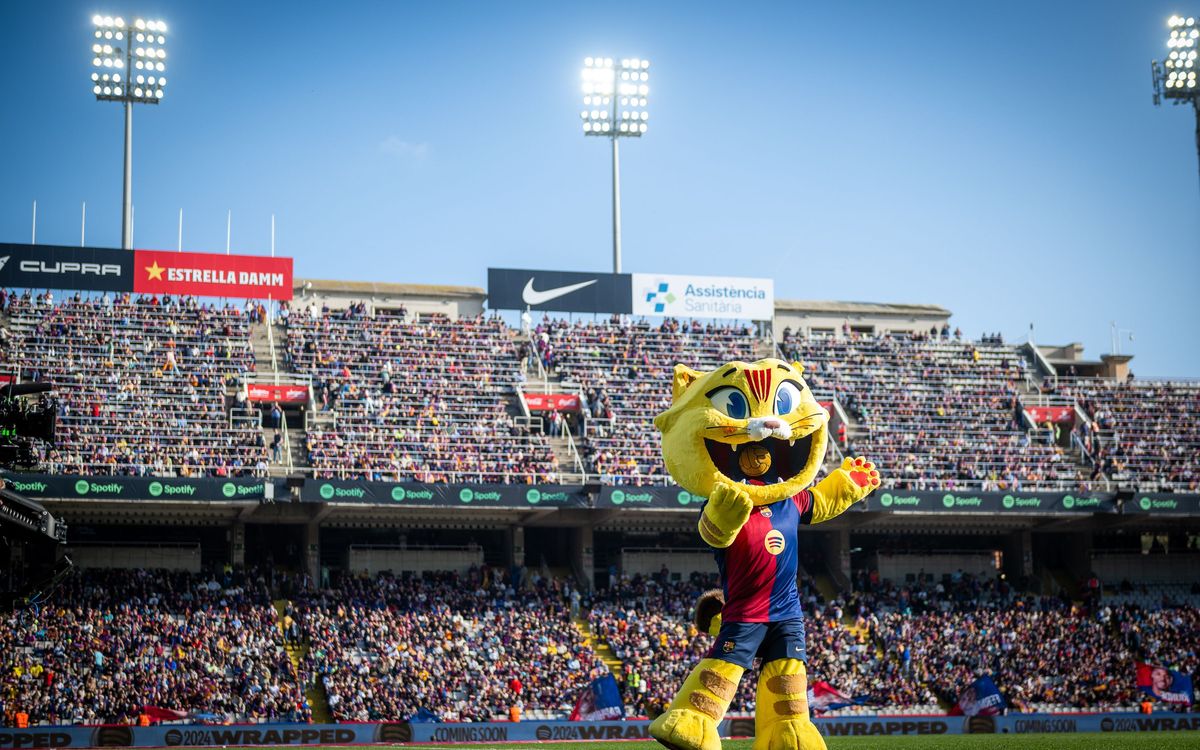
<box><xmin>704</xmin><ymin>432</ymin><xmax>816</xmax><ymax>485</ymax></box>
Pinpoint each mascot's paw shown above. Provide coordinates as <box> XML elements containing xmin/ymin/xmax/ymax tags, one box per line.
<box><xmin>752</xmin><ymin>718</ymin><xmax>827</xmax><ymax>750</ymax></box>
<box><xmin>707</xmin><ymin>478</ymin><xmax>754</xmax><ymax>526</ymax></box>
<box><xmin>840</xmin><ymin>457</ymin><xmax>880</xmax><ymax>495</ymax></box>
<box><xmin>650</xmin><ymin>708</ymin><xmax>723</xmax><ymax>750</ymax></box>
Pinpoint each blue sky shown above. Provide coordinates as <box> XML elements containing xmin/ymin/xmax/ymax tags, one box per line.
<box><xmin>1</xmin><ymin>0</ymin><xmax>1197</xmax><ymax>375</ymax></box>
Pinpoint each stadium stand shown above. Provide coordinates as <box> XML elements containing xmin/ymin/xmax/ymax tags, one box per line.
<box><xmin>283</xmin><ymin>305</ymin><xmax>559</xmax><ymax>483</ymax></box>
<box><xmin>294</xmin><ymin>568</ymin><xmax>597</xmax><ymax>722</ymax></box>
<box><xmin>780</xmin><ymin>329</ymin><xmax>1080</xmax><ymax>492</ymax></box>
<box><xmin>0</xmin><ymin>292</ymin><xmax>265</xmax><ymax>477</ymax></box>
<box><xmin>3</xmin><ymin>563</ymin><xmax>1198</xmax><ymax>726</ymax></box>
<box><xmin>0</xmin><ymin>568</ymin><xmax>310</xmax><ymax>726</ymax></box>
<box><xmin>1058</xmin><ymin>378</ymin><xmax>1200</xmax><ymax>492</ymax></box>
<box><xmin>0</xmin><ymin>286</ymin><xmax>1197</xmax><ymax>729</ymax></box>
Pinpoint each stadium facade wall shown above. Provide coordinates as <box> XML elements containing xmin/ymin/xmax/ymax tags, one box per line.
<box><xmin>346</xmin><ymin>545</ymin><xmax>484</xmax><ymax>575</ymax></box>
<box><xmin>3</xmin><ymin>714</ymin><xmax>1197</xmax><ymax>747</ymax></box>
<box><xmin>64</xmin><ymin>544</ymin><xmax>201</xmax><ymax>573</ymax></box>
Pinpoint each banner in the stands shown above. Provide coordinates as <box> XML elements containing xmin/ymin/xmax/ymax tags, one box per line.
<box><xmin>0</xmin><ymin>243</ymin><xmax>133</xmax><ymax>292</ymax></box>
<box><xmin>134</xmin><ymin>249</ymin><xmax>293</xmax><ymax>300</ymax></box>
<box><xmin>246</xmin><ymin>383</ymin><xmax>310</xmax><ymax>404</ymax></box>
<box><xmin>2</xmin><ymin>713</ymin><xmax>1198</xmax><ymax>747</ymax></box>
<box><xmin>594</xmin><ymin>486</ymin><xmax>1121</xmax><ymax>513</ymax></box>
<box><xmin>523</xmin><ymin>393</ymin><xmax>581</xmax><ymax>411</ymax></box>
<box><xmin>631</xmin><ymin>272</ymin><xmax>774</xmax><ymax>321</ymax></box>
<box><xmin>487</xmin><ymin>267</ymin><xmax>632</xmax><ymax>314</ymax></box>
<box><xmin>1025</xmin><ymin>405</ymin><xmax>1075</xmax><ymax>424</ymax></box>
<box><xmin>1127</xmin><ymin>493</ymin><xmax>1200</xmax><ymax>514</ymax></box>
<box><xmin>5</xmin><ymin>474</ymin><xmax>1196</xmax><ymax>515</ymax></box>
<box><xmin>0</xmin><ymin>243</ymin><xmax>292</xmax><ymax>300</ymax></box>
<box><xmin>599</xmin><ymin>485</ymin><xmax>707</xmax><ymax>509</ymax></box>
<box><xmin>865</xmin><ymin>490</ymin><xmax>1118</xmax><ymax>514</ymax></box>
<box><xmin>301</xmin><ymin>480</ymin><xmax>589</xmax><ymax>507</ymax></box>
<box><xmin>2</xmin><ymin>474</ymin><xmax>272</xmax><ymax>501</ymax></box>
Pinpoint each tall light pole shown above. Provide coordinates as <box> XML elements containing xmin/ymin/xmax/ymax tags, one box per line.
<box><xmin>89</xmin><ymin>14</ymin><xmax>169</xmax><ymax>249</ymax></box>
<box><xmin>581</xmin><ymin>57</ymin><xmax>650</xmax><ymax>273</ymax></box>
<box><xmin>1152</xmin><ymin>14</ymin><xmax>1200</xmax><ymax>193</ymax></box>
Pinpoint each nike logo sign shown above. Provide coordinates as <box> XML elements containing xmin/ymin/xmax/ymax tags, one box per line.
<box><xmin>522</xmin><ymin>277</ymin><xmax>598</xmax><ymax>306</ymax></box>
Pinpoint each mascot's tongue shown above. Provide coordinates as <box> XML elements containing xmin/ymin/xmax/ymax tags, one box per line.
<box><xmin>747</xmin><ymin>479</ymin><xmax>766</xmax><ymax>486</ymax></box>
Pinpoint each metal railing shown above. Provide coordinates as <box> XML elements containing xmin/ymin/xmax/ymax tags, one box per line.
<box><xmin>562</xmin><ymin>418</ymin><xmax>587</xmax><ymax>481</ymax></box>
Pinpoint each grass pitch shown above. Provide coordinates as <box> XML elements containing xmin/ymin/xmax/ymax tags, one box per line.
<box><xmin>403</xmin><ymin>733</ymin><xmax>1200</xmax><ymax>749</ymax></box>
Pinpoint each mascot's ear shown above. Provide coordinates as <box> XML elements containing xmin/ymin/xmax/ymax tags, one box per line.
<box><xmin>671</xmin><ymin>364</ymin><xmax>703</xmax><ymax>402</ymax></box>
<box><xmin>791</xmin><ymin>361</ymin><xmax>806</xmax><ymax>375</ymax></box>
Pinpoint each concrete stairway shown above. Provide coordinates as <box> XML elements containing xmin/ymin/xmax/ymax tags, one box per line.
<box><xmin>573</xmin><ymin>615</ymin><xmax>624</xmax><ymax>677</ymax></box>
<box><xmin>250</xmin><ymin>322</ymin><xmax>288</xmax><ymax>376</ymax></box>
<box><xmin>811</xmin><ymin>571</ymin><xmax>841</xmax><ymax>604</ymax></box>
<box><xmin>273</xmin><ymin>599</ymin><xmax>332</xmax><ymax>723</ymax></box>
<box><xmin>756</xmin><ymin>337</ymin><xmax>779</xmax><ymax>361</ymax></box>
<box><xmin>547</xmin><ymin>433</ymin><xmax>585</xmax><ymax>483</ymax></box>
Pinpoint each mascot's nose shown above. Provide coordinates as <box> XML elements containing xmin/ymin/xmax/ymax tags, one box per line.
<box><xmin>760</xmin><ymin>418</ymin><xmax>783</xmax><ymax>430</ymax></box>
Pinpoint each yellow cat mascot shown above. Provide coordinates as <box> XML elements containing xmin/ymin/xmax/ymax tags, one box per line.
<box><xmin>648</xmin><ymin>358</ymin><xmax>880</xmax><ymax>750</ymax></box>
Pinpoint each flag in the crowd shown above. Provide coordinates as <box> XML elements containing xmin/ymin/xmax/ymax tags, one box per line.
<box><xmin>807</xmin><ymin>681</ymin><xmax>869</xmax><ymax>714</ymax></box>
<box><xmin>141</xmin><ymin>706</ymin><xmax>190</xmax><ymax>721</ymax></box>
<box><xmin>1137</xmin><ymin>662</ymin><xmax>1194</xmax><ymax>705</ymax></box>
<box><xmin>949</xmin><ymin>676</ymin><xmax>1006</xmax><ymax>717</ymax></box>
<box><xmin>409</xmin><ymin>707</ymin><xmax>440</xmax><ymax>723</ymax></box>
<box><xmin>569</xmin><ymin>674</ymin><xmax>625</xmax><ymax>721</ymax></box>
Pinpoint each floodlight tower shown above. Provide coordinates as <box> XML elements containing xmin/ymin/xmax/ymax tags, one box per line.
<box><xmin>580</xmin><ymin>57</ymin><xmax>650</xmax><ymax>273</ymax></box>
<box><xmin>1152</xmin><ymin>15</ymin><xmax>1200</xmax><ymax>192</ymax></box>
<box><xmin>89</xmin><ymin>14</ymin><xmax>169</xmax><ymax>249</ymax></box>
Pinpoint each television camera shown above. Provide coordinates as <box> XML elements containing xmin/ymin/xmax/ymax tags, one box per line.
<box><xmin>0</xmin><ymin>379</ymin><xmax>71</xmax><ymax>611</ymax></box>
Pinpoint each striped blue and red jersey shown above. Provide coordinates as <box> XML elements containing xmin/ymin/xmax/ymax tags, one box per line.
<box><xmin>713</xmin><ymin>490</ymin><xmax>814</xmax><ymax>623</ymax></box>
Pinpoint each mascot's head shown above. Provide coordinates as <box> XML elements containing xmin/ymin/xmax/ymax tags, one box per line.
<box><xmin>654</xmin><ymin>358</ymin><xmax>828</xmax><ymax>506</ymax></box>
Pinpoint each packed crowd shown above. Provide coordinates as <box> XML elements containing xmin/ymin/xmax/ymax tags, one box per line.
<box><xmin>0</xmin><ymin>291</ymin><xmax>266</xmax><ymax>477</ymax></box>
<box><xmin>4</xmin><ymin>562</ymin><xmax>1197</xmax><ymax>727</ymax></box>
<box><xmin>0</xmin><ymin>568</ymin><xmax>310</xmax><ymax>727</ymax></box>
<box><xmin>4</xmin><ymin>292</ymin><xmax>1194</xmax><ymax>495</ymax></box>
<box><xmin>535</xmin><ymin>317</ymin><xmax>761</xmax><ymax>484</ymax></box>
<box><xmin>1056</xmin><ymin>378</ymin><xmax>1200</xmax><ymax>492</ymax></box>
<box><xmin>587</xmin><ymin>572</ymin><xmax>919</xmax><ymax>715</ymax></box>
<box><xmin>284</xmin><ymin>306</ymin><xmax>559</xmax><ymax>483</ymax></box>
<box><xmin>588</xmin><ymin>567</ymin><xmax>1200</xmax><ymax>717</ymax></box>
<box><xmin>781</xmin><ymin>328</ymin><xmax>1077</xmax><ymax>492</ymax></box>
<box><xmin>294</xmin><ymin>568</ymin><xmax>597</xmax><ymax>721</ymax></box>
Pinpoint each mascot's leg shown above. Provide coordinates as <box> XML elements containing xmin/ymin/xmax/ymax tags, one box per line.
<box><xmin>752</xmin><ymin>659</ymin><xmax>826</xmax><ymax>750</ymax></box>
<box><xmin>649</xmin><ymin>658</ymin><xmax>743</xmax><ymax>750</ymax></box>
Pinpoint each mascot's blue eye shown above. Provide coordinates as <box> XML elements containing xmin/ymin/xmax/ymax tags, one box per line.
<box><xmin>774</xmin><ymin>382</ymin><xmax>802</xmax><ymax>415</ymax></box>
<box><xmin>709</xmin><ymin>387</ymin><xmax>749</xmax><ymax>419</ymax></box>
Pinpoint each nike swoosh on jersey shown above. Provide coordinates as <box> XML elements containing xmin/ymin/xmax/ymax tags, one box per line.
<box><xmin>522</xmin><ymin>278</ymin><xmax>598</xmax><ymax>305</ymax></box>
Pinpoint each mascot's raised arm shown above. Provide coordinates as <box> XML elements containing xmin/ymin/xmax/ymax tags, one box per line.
<box><xmin>648</xmin><ymin>358</ymin><xmax>880</xmax><ymax>750</ymax></box>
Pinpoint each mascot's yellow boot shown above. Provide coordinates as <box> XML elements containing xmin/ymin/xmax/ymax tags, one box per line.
<box><xmin>753</xmin><ymin>659</ymin><xmax>826</xmax><ymax>750</ymax></box>
<box><xmin>649</xmin><ymin>658</ymin><xmax>743</xmax><ymax>750</ymax></box>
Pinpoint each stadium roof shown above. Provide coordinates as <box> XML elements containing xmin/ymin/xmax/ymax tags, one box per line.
<box><xmin>294</xmin><ymin>278</ymin><xmax>485</xmax><ymax>299</ymax></box>
<box><xmin>774</xmin><ymin>299</ymin><xmax>952</xmax><ymax>317</ymax></box>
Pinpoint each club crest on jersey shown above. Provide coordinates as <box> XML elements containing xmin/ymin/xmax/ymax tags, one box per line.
<box><xmin>759</xmin><ymin>507</ymin><xmax>773</xmax><ymax>518</ymax></box>
<box><xmin>764</xmin><ymin>529</ymin><xmax>785</xmax><ymax>556</ymax></box>
<box><xmin>722</xmin><ymin>641</ymin><xmax>736</xmax><ymax>653</ymax></box>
